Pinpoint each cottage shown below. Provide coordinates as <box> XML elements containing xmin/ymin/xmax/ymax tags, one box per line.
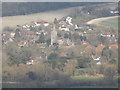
<box><xmin>100</xmin><ymin>33</ymin><xmax>115</xmax><ymax>38</ymax></box>
<box><xmin>20</xmin><ymin>31</ymin><xmax>35</xmax><ymax>36</ymax></box>
<box><xmin>66</xmin><ymin>16</ymin><xmax>73</xmax><ymax>25</ymax></box>
<box><xmin>18</xmin><ymin>40</ymin><xmax>27</xmax><ymax>47</ymax></box>
<box><xmin>10</xmin><ymin>32</ymin><xmax>15</xmax><ymax>38</ymax></box>
<box><xmin>59</xmin><ymin>27</ymin><xmax>69</xmax><ymax>32</ymax></box>
<box><xmin>109</xmin><ymin>44</ymin><xmax>118</xmax><ymax>49</ymax></box>
<box><xmin>92</xmin><ymin>55</ymin><xmax>101</xmax><ymax>61</ymax></box>
<box><xmin>35</xmin><ymin>20</ymin><xmax>49</xmax><ymax>27</ymax></box>
<box><xmin>59</xmin><ymin>21</ymin><xmax>67</xmax><ymax>27</ymax></box>
<box><xmin>58</xmin><ymin>39</ymin><xmax>64</xmax><ymax>45</ymax></box>
<box><xmin>59</xmin><ymin>52</ymin><xmax>67</xmax><ymax>57</ymax></box>
<box><xmin>26</xmin><ymin>60</ymin><xmax>34</xmax><ymax>65</ymax></box>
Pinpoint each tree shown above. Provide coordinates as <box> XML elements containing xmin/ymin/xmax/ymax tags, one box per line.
<box><xmin>101</xmin><ymin>46</ymin><xmax>111</xmax><ymax>62</ymax></box>
<box><xmin>98</xmin><ymin>36</ymin><xmax>106</xmax><ymax>45</ymax></box>
<box><xmin>48</xmin><ymin>53</ymin><xmax>59</xmax><ymax>60</ymax></box>
<box><xmin>14</xmin><ymin>28</ymin><xmax>21</xmax><ymax>42</ymax></box>
<box><xmin>64</xmin><ymin>33</ymin><xmax>69</xmax><ymax>39</ymax></box>
<box><xmin>3</xmin><ymin>26</ymin><xmax>14</xmax><ymax>32</ymax></box>
<box><xmin>103</xmin><ymin>64</ymin><xmax>117</xmax><ymax>81</ymax></box>
<box><xmin>6</xmin><ymin>42</ymin><xmax>32</xmax><ymax>65</ymax></box>
<box><xmin>46</xmin><ymin>39</ymin><xmax>51</xmax><ymax>47</ymax></box>
<box><xmin>80</xmin><ymin>36</ymin><xmax>86</xmax><ymax>41</ymax></box>
<box><xmin>36</xmin><ymin>32</ymin><xmax>45</xmax><ymax>43</ymax></box>
<box><xmin>64</xmin><ymin>60</ymin><xmax>78</xmax><ymax>76</ymax></box>
<box><xmin>77</xmin><ymin>56</ymin><xmax>92</xmax><ymax>68</ymax></box>
<box><xmin>54</xmin><ymin>18</ymin><xmax>58</xmax><ymax>25</ymax></box>
<box><xmin>26</xmin><ymin>71</ymin><xmax>37</xmax><ymax>80</ymax></box>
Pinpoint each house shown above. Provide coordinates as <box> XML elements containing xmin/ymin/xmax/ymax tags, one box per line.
<box><xmin>66</xmin><ymin>16</ymin><xmax>73</xmax><ymax>25</ymax></box>
<box><xmin>92</xmin><ymin>55</ymin><xmax>100</xmax><ymax>61</ymax></box>
<box><xmin>36</xmin><ymin>30</ymin><xmax>47</xmax><ymax>35</ymax></box>
<box><xmin>37</xmin><ymin>43</ymin><xmax>46</xmax><ymax>48</ymax></box>
<box><xmin>35</xmin><ymin>20</ymin><xmax>49</xmax><ymax>27</ymax></box>
<box><xmin>20</xmin><ymin>31</ymin><xmax>35</xmax><ymax>36</ymax></box>
<box><xmin>18</xmin><ymin>40</ymin><xmax>27</xmax><ymax>47</ymax></box>
<box><xmin>92</xmin><ymin>55</ymin><xmax>101</xmax><ymax>65</ymax></box>
<box><xmin>110</xmin><ymin>10</ymin><xmax>119</xmax><ymax>14</ymax></box>
<box><xmin>59</xmin><ymin>26</ymin><xmax>69</xmax><ymax>32</ymax></box>
<box><xmin>75</xmin><ymin>24</ymin><xmax>79</xmax><ymax>30</ymax></box>
<box><xmin>59</xmin><ymin>21</ymin><xmax>68</xmax><ymax>27</ymax></box>
<box><xmin>96</xmin><ymin>61</ymin><xmax>101</xmax><ymax>65</ymax></box>
<box><xmin>100</xmin><ymin>33</ymin><xmax>115</xmax><ymax>38</ymax></box>
<box><xmin>58</xmin><ymin>39</ymin><xmax>64</xmax><ymax>45</ymax></box>
<box><xmin>59</xmin><ymin>52</ymin><xmax>67</xmax><ymax>57</ymax></box>
<box><xmin>10</xmin><ymin>32</ymin><xmax>15</xmax><ymax>38</ymax></box>
<box><xmin>26</xmin><ymin>60</ymin><xmax>34</xmax><ymax>65</ymax></box>
<box><xmin>109</xmin><ymin>44</ymin><xmax>118</xmax><ymax>49</ymax></box>
<box><xmin>80</xmin><ymin>41</ymin><xmax>87</xmax><ymax>45</ymax></box>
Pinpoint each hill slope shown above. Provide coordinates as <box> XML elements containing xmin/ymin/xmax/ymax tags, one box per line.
<box><xmin>2</xmin><ymin>2</ymin><xmax>106</xmax><ymax>17</ymax></box>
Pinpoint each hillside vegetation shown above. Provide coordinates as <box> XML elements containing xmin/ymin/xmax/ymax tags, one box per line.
<box><xmin>2</xmin><ymin>2</ymin><xmax>105</xmax><ymax>17</ymax></box>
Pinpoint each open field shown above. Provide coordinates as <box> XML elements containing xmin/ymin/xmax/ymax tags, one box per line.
<box><xmin>98</xmin><ymin>16</ymin><xmax>120</xmax><ymax>29</ymax></box>
<box><xmin>86</xmin><ymin>16</ymin><xmax>120</xmax><ymax>29</ymax></box>
<box><xmin>2</xmin><ymin>7</ymin><xmax>75</xmax><ymax>31</ymax></box>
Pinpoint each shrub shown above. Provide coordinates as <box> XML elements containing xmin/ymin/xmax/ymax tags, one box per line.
<box><xmin>103</xmin><ymin>64</ymin><xmax>117</xmax><ymax>81</ymax></box>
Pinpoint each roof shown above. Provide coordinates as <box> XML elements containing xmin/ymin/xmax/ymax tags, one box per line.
<box><xmin>109</xmin><ymin>44</ymin><xmax>118</xmax><ymax>49</ymax></box>
<box><xmin>21</xmin><ymin>31</ymin><xmax>35</xmax><ymax>35</ymax></box>
<box><xmin>59</xmin><ymin>52</ymin><xmax>67</xmax><ymax>57</ymax></box>
<box><xmin>36</xmin><ymin>20</ymin><xmax>49</xmax><ymax>24</ymax></box>
<box><xmin>59</xmin><ymin>21</ymin><xmax>68</xmax><ymax>26</ymax></box>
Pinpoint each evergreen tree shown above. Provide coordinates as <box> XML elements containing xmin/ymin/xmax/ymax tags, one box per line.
<box><xmin>54</xmin><ymin>18</ymin><xmax>58</xmax><ymax>25</ymax></box>
<box><xmin>37</xmin><ymin>32</ymin><xmax>45</xmax><ymax>43</ymax></box>
<box><xmin>14</xmin><ymin>28</ymin><xmax>21</xmax><ymax>42</ymax></box>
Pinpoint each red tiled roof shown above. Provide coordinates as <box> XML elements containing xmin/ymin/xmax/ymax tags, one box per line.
<box><xmin>36</xmin><ymin>21</ymin><xmax>48</xmax><ymax>24</ymax></box>
<box><xmin>21</xmin><ymin>31</ymin><xmax>35</xmax><ymax>35</ymax></box>
<box><xmin>59</xmin><ymin>52</ymin><xmax>67</xmax><ymax>57</ymax></box>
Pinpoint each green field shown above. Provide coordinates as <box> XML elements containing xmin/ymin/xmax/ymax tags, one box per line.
<box><xmin>98</xmin><ymin>17</ymin><xmax>120</xmax><ymax>29</ymax></box>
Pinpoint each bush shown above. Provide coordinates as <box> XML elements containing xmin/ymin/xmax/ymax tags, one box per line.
<box><xmin>48</xmin><ymin>53</ymin><xmax>59</xmax><ymax>60</ymax></box>
<box><xmin>103</xmin><ymin>64</ymin><xmax>117</xmax><ymax>81</ymax></box>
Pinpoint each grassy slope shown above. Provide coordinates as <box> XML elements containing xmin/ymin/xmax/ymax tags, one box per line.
<box><xmin>98</xmin><ymin>16</ymin><xmax>120</xmax><ymax>29</ymax></box>
<box><xmin>87</xmin><ymin>16</ymin><xmax>119</xmax><ymax>29</ymax></box>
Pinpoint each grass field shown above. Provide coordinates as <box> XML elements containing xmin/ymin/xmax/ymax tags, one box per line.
<box><xmin>87</xmin><ymin>16</ymin><xmax>119</xmax><ymax>29</ymax></box>
<box><xmin>98</xmin><ymin>16</ymin><xmax>120</xmax><ymax>29</ymax></box>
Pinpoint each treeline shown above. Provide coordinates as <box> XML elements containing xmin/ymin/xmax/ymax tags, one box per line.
<box><xmin>2</xmin><ymin>2</ymin><xmax>105</xmax><ymax>17</ymax></box>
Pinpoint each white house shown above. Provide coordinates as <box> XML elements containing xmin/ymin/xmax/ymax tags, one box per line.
<box><xmin>92</xmin><ymin>55</ymin><xmax>100</xmax><ymax>61</ymax></box>
<box><xmin>26</xmin><ymin>60</ymin><xmax>34</xmax><ymax>65</ymax></box>
<box><xmin>75</xmin><ymin>24</ymin><xmax>79</xmax><ymax>30</ymax></box>
<box><xmin>96</xmin><ymin>61</ymin><xmax>101</xmax><ymax>65</ymax></box>
<box><xmin>66</xmin><ymin>16</ymin><xmax>73</xmax><ymax>25</ymax></box>
<box><xmin>10</xmin><ymin>32</ymin><xmax>15</xmax><ymax>38</ymax></box>
<box><xmin>59</xmin><ymin>27</ymin><xmax>70</xmax><ymax>32</ymax></box>
<box><xmin>100</xmin><ymin>33</ymin><xmax>115</xmax><ymax>38</ymax></box>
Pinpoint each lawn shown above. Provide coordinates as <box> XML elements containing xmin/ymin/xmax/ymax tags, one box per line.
<box><xmin>98</xmin><ymin>17</ymin><xmax>120</xmax><ymax>29</ymax></box>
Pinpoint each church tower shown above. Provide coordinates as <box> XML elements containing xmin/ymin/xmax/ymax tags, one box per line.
<box><xmin>51</xmin><ymin>24</ymin><xmax>58</xmax><ymax>45</ymax></box>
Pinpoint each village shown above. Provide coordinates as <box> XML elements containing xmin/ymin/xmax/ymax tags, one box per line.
<box><xmin>2</xmin><ymin>15</ymin><xmax>118</xmax><ymax>66</ymax></box>
<box><xmin>1</xmin><ymin>2</ymin><xmax>119</xmax><ymax>88</ymax></box>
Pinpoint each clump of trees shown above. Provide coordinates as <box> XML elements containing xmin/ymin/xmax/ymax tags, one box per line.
<box><xmin>103</xmin><ymin>64</ymin><xmax>117</xmax><ymax>81</ymax></box>
<box><xmin>5</xmin><ymin>42</ymin><xmax>33</xmax><ymax>65</ymax></box>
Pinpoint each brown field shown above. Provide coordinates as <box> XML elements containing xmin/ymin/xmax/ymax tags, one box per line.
<box><xmin>1</xmin><ymin>7</ymin><xmax>74</xmax><ymax>31</ymax></box>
